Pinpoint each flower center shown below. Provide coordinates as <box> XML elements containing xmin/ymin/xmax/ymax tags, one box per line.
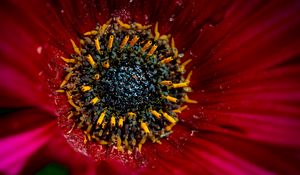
<box><xmin>57</xmin><ymin>18</ymin><xmax>197</xmax><ymax>153</ymax></box>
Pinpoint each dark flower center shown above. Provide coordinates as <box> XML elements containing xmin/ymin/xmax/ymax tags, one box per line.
<box><xmin>57</xmin><ymin>18</ymin><xmax>197</xmax><ymax>153</ymax></box>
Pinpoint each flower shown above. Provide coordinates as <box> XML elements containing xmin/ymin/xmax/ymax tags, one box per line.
<box><xmin>1</xmin><ymin>0</ymin><xmax>300</xmax><ymax>174</ymax></box>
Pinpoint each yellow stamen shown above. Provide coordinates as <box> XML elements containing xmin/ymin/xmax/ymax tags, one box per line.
<box><xmin>60</xmin><ymin>72</ymin><xmax>73</xmax><ymax>88</ymax></box>
<box><xmin>141</xmin><ymin>41</ymin><xmax>152</xmax><ymax>52</ymax></box>
<box><xmin>172</xmin><ymin>82</ymin><xmax>189</xmax><ymax>88</ymax></box>
<box><xmin>94</xmin><ymin>74</ymin><xmax>100</xmax><ymax>80</ymax></box>
<box><xmin>108</xmin><ymin>35</ymin><xmax>114</xmax><ymax>49</ymax></box>
<box><xmin>117</xmin><ymin>136</ymin><xmax>124</xmax><ymax>152</ymax></box>
<box><xmin>116</xmin><ymin>19</ymin><xmax>131</xmax><ymax>29</ymax></box>
<box><xmin>67</xmin><ymin>111</ymin><xmax>73</xmax><ymax>119</ymax></box>
<box><xmin>95</xmin><ymin>38</ymin><xmax>101</xmax><ymax>53</ymax></box>
<box><xmin>118</xmin><ymin>118</ymin><xmax>124</xmax><ymax>128</ymax></box>
<box><xmin>84</xmin><ymin>30</ymin><xmax>98</xmax><ymax>36</ymax></box>
<box><xmin>147</xmin><ymin>44</ymin><xmax>158</xmax><ymax>57</ymax></box>
<box><xmin>179</xmin><ymin>59</ymin><xmax>192</xmax><ymax>72</ymax></box>
<box><xmin>162</xmin><ymin>112</ymin><xmax>177</xmax><ymax>124</ymax></box>
<box><xmin>160</xmin><ymin>57</ymin><xmax>173</xmax><ymax>64</ymax></box>
<box><xmin>99</xmin><ymin>18</ymin><xmax>112</xmax><ymax>36</ymax></box>
<box><xmin>173</xmin><ymin>105</ymin><xmax>188</xmax><ymax>113</ymax></box>
<box><xmin>171</xmin><ymin>37</ymin><xmax>176</xmax><ymax>49</ymax></box>
<box><xmin>81</xmin><ymin>85</ymin><xmax>91</xmax><ymax>92</ymax></box>
<box><xmin>102</xmin><ymin>60</ymin><xmax>110</xmax><ymax>68</ymax></box>
<box><xmin>66</xmin><ymin>91</ymin><xmax>81</xmax><ymax>111</ymax></box>
<box><xmin>120</xmin><ymin>35</ymin><xmax>130</xmax><ymax>49</ymax></box>
<box><xmin>154</xmin><ymin>22</ymin><xmax>160</xmax><ymax>40</ymax></box>
<box><xmin>141</xmin><ymin>122</ymin><xmax>150</xmax><ymax>134</ymax></box>
<box><xmin>160</xmin><ymin>80</ymin><xmax>172</xmax><ymax>86</ymax></box>
<box><xmin>183</xmin><ymin>95</ymin><xmax>198</xmax><ymax>104</ymax></box>
<box><xmin>173</xmin><ymin>48</ymin><xmax>178</xmax><ymax>58</ymax></box>
<box><xmin>186</xmin><ymin>71</ymin><xmax>193</xmax><ymax>83</ymax></box>
<box><xmin>129</xmin><ymin>36</ymin><xmax>139</xmax><ymax>47</ymax></box>
<box><xmin>128</xmin><ymin>112</ymin><xmax>136</xmax><ymax>117</ymax></box>
<box><xmin>159</xmin><ymin>34</ymin><xmax>170</xmax><ymax>40</ymax></box>
<box><xmin>165</xmin><ymin>123</ymin><xmax>175</xmax><ymax>131</ymax></box>
<box><xmin>138</xmin><ymin>136</ymin><xmax>147</xmax><ymax>153</ymax></box>
<box><xmin>56</xmin><ymin>89</ymin><xmax>65</xmax><ymax>93</ymax></box>
<box><xmin>97</xmin><ymin>110</ymin><xmax>107</xmax><ymax>125</ymax></box>
<box><xmin>70</xmin><ymin>39</ymin><xmax>81</xmax><ymax>55</ymax></box>
<box><xmin>99</xmin><ymin>140</ymin><xmax>108</xmax><ymax>145</ymax></box>
<box><xmin>150</xmin><ymin>110</ymin><xmax>161</xmax><ymax>119</ymax></box>
<box><xmin>111</xmin><ymin>115</ymin><xmax>116</xmax><ymax>127</ymax></box>
<box><xmin>61</xmin><ymin>56</ymin><xmax>76</xmax><ymax>63</ymax></box>
<box><xmin>90</xmin><ymin>97</ymin><xmax>99</xmax><ymax>105</ymax></box>
<box><xmin>86</xmin><ymin>54</ymin><xmax>97</xmax><ymax>68</ymax></box>
<box><xmin>162</xmin><ymin>95</ymin><xmax>178</xmax><ymax>103</ymax></box>
<box><xmin>136</xmin><ymin>23</ymin><xmax>152</xmax><ymax>30</ymax></box>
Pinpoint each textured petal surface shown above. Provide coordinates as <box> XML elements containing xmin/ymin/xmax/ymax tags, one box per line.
<box><xmin>0</xmin><ymin>0</ymin><xmax>300</xmax><ymax>174</ymax></box>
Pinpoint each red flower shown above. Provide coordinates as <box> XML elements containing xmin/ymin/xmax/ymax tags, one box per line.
<box><xmin>1</xmin><ymin>0</ymin><xmax>300</xmax><ymax>174</ymax></box>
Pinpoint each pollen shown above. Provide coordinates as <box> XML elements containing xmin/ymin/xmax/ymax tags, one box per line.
<box><xmin>57</xmin><ymin>18</ymin><xmax>196</xmax><ymax>153</ymax></box>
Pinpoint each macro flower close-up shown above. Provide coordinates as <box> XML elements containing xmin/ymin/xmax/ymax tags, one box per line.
<box><xmin>1</xmin><ymin>0</ymin><xmax>300</xmax><ymax>174</ymax></box>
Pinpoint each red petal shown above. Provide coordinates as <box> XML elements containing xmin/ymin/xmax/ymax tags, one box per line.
<box><xmin>0</xmin><ymin>123</ymin><xmax>55</xmax><ymax>175</ymax></box>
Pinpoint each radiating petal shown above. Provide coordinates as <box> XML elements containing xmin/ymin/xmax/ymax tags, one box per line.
<box><xmin>0</xmin><ymin>123</ymin><xmax>55</xmax><ymax>175</ymax></box>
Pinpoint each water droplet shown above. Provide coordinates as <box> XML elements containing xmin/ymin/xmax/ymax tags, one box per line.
<box><xmin>37</xmin><ymin>46</ymin><xmax>42</xmax><ymax>54</ymax></box>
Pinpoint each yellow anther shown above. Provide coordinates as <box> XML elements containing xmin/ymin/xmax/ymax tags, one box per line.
<box><xmin>56</xmin><ymin>89</ymin><xmax>65</xmax><ymax>93</ymax></box>
<box><xmin>173</xmin><ymin>48</ymin><xmax>178</xmax><ymax>58</ymax></box>
<box><xmin>60</xmin><ymin>56</ymin><xmax>76</xmax><ymax>63</ymax></box>
<box><xmin>129</xmin><ymin>36</ymin><xmax>139</xmax><ymax>47</ymax></box>
<box><xmin>95</xmin><ymin>38</ymin><xmax>101</xmax><ymax>53</ymax></box>
<box><xmin>83</xmin><ymin>135</ymin><xmax>87</xmax><ymax>144</ymax></box>
<box><xmin>135</xmin><ymin>23</ymin><xmax>152</xmax><ymax>30</ymax></box>
<box><xmin>179</xmin><ymin>59</ymin><xmax>192</xmax><ymax>72</ymax></box>
<box><xmin>120</xmin><ymin>35</ymin><xmax>130</xmax><ymax>49</ymax></box>
<box><xmin>67</xmin><ymin>97</ymin><xmax>80</xmax><ymax>111</ymax></box>
<box><xmin>150</xmin><ymin>110</ymin><xmax>161</xmax><ymax>119</ymax></box>
<box><xmin>172</xmin><ymin>82</ymin><xmax>189</xmax><ymax>88</ymax></box>
<box><xmin>108</xmin><ymin>35</ymin><xmax>114</xmax><ymax>49</ymax></box>
<box><xmin>99</xmin><ymin>19</ymin><xmax>111</xmax><ymax>36</ymax></box>
<box><xmin>86</xmin><ymin>54</ymin><xmax>97</xmax><ymax>68</ymax></box>
<box><xmin>162</xmin><ymin>112</ymin><xmax>177</xmax><ymax>124</ymax></box>
<box><xmin>60</xmin><ymin>72</ymin><xmax>73</xmax><ymax>88</ymax></box>
<box><xmin>80</xmin><ymin>39</ymin><xmax>85</xmax><ymax>45</ymax></box>
<box><xmin>186</xmin><ymin>71</ymin><xmax>193</xmax><ymax>83</ymax></box>
<box><xmin>141</xmin><ymin>41</ymin><xmax>152</xmax><ymax>52</ymax></box>
<box><xmin>117</xmin><ymin>136</ymin><xmax>124</xmax><ymax>152</ymax></box>
<box><xmin>84</xmin><ymin>30</ymin><xmax>98</xmax><ymax>36</ymax></box>
<box><xmin>183</xmin><ymin>95</ymin><xmax>198</xmax><ymax>104</ymax></box>
<box><xmin>94</xmin><ymin>74</ymin><xmax>100</xmax><ymax>80</ymax></box>
<box><xmin>99</xmin><ymin>24</ymin><xmax>108</xmax><ymax>36</ymax></box>
<box><xmin>116</xmin><ymin>19</ymin><xmax>131</xmax><ymax>29</ymax></box>
<box><xmin>141</xmin><ymin>122</ymin><xmax>150</xmax><ymax>134</ymax></box>
<box><xmin>67</xmin><ymin>111</ymin><xmax>73</xmax><ymax>119</ymax></box>
<box><xmin>160</xmin><ymin>57</ymin><xmax>173</xmax><ymax>64</ymax></box>
<box><xmin>111</xmin><ymin>115</ymin><xmax>116</xmax><ymax>127</ymax></box>
<box><xmin>99</xmin><ymin>140</ymin><xmax>108</xmax><ymax>145</ymax></box>
<box><xmin>173</xmin><ymin>105</ymin><xmax>188</xmax><ymax>113</ymax></box>
<box><xmin>165</xmin><ymin>123</ymin><xmax>175</xmax><ymax>131</ymax></box>
<box><xmin>118</xmin><ymin>118</ymin><xmax>124</xmax><ymax>128</ymax></box>
<box><xmin>147</xmin><ymin>44</ymin><xmax>158</xmax><ymax>57</ymax></box>
<box><xmin>70</xmin><ymin>39</ymin><xmax>81</xmax><ymax>55</ymax></box>
<box><xmin>160</xmin><ymin>81</ymin><xmax>172</xmax><ymax>86</ymax></box>
<box><xmin>90</xmin><ymin>97</ymin><xmax>99</xmax><ymax>105</ymax></box>
<box><xmin>102</xmin><ymin>60</ymin><xmax>110</xmax><ymax>68</ymax></box>
<box><xmin>86</xmin><ymin>125</ymin><xmax>92</xmax><ymax>133</ymax></box>
<box><xmin>162</xmin><ymin>95</ymin><xmax>178</xmax><ymax>103</ymax></box>
<box><xmin>171</xmin><ymin>37</ymin><xmax>176</xmax><ymax>49</ymax></box>
<box><xmin>97</xmin><ymin>110</ymin><xmax>107</xmax><ymax>125</ymax></box>
<box><xmin>81</xmin><ymin>85</ymin><xmax>92</xmax><ymax>92</ymax></box>
<box><xmin>138</xmin><ymin>136</ymin><xmax>147</xmax><ymax>153</ymax></box>
<box><xmin>154</xmin><ymin>22</ymin><xmax>160</xmax><ymax>40</ymax></box>
<box><xmin>159</xmin><ymin>34</ymin><xmax>170</xmax><ymax>40</ymax></box>
<box><xmin>128</xmin><ymin>112</ymin><xmax>136</xmax><ymax>117</ymax></box>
